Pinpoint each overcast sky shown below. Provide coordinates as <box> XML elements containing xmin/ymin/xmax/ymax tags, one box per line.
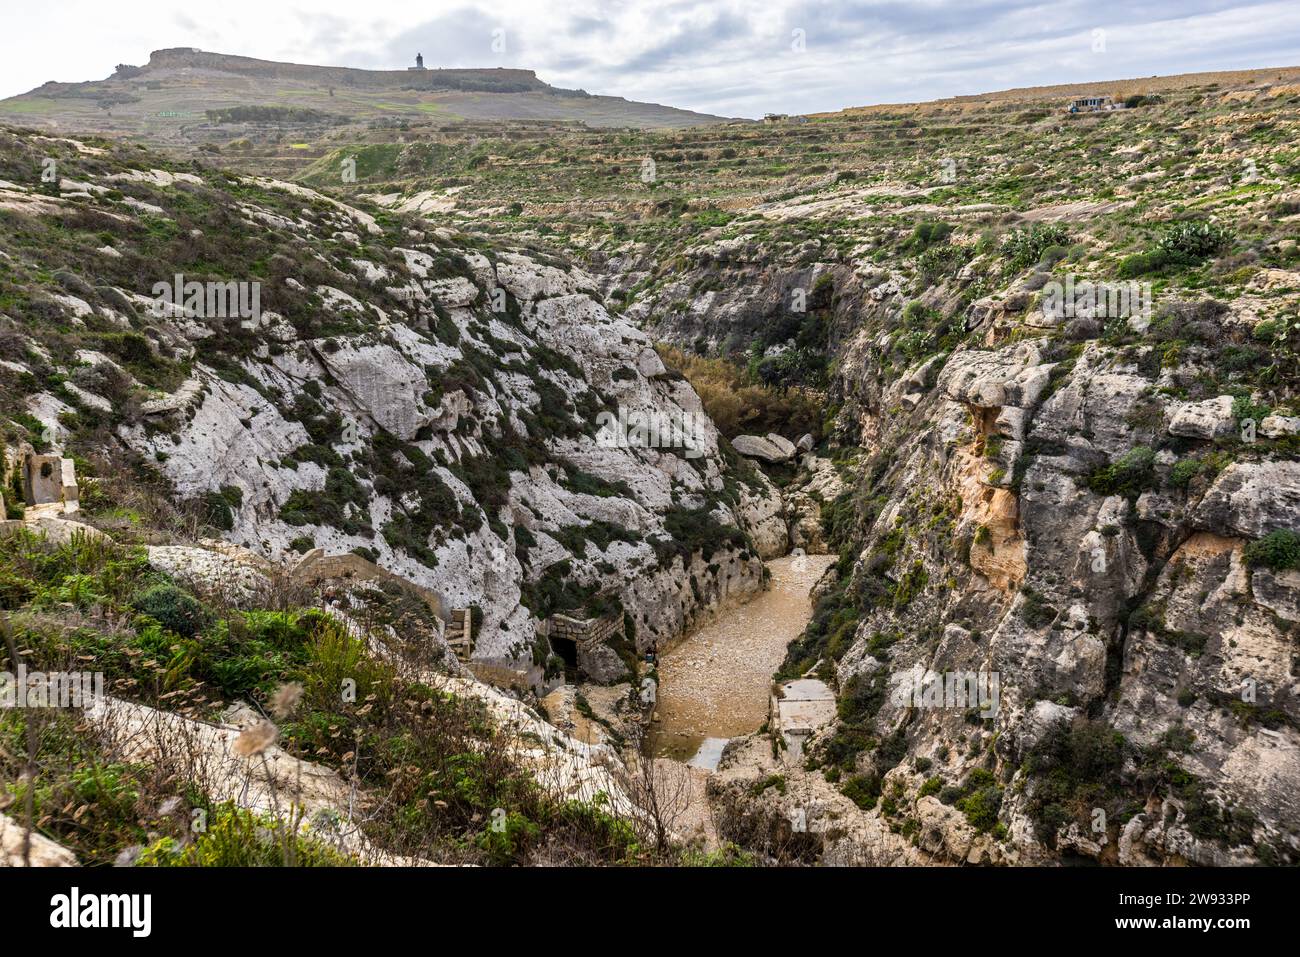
<box><xmin>5</xmin><ymin>1</ymin><xmax>1299</xmax><ymax>117</ymax></box>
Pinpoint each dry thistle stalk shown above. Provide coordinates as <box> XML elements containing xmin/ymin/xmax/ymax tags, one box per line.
<box><xmin>270</xmin><ymin>681</ymin><xmax>304</xmax><ymax>720</ymax></box>
<box><xmin>233</xmin><ymin>719</ymin><xmax>278</xmax><ymax>758</ymax></box>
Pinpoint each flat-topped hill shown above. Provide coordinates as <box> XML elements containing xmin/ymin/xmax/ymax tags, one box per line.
<box><xmin>140</xmin><ymin>48</ymin><xmax>552</xmax><ymax>93</ymax></box>
<box><xmin>0</xmin><ymin>48</ymin><xmax>730</xmax><ymax>159</ymax></box>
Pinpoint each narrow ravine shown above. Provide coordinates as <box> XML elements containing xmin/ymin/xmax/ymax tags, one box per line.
<box><xmin>648</xmin><ymin>552</ymin><xmax>836</xmax><ymax>768</ymax></box>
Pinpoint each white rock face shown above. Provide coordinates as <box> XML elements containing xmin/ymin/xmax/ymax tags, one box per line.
<box><xmin>122</xmin><ymin>373</ymin><xmax>318</xmax><ymax>527</ymax></box>
<box><xmin>90</xmin><ymin>695</ymin><xmax>349</xmax><ymax>823</ymax></box>
<box><xmin>317</xmin><ymin>339</ymin><xmax>436</xmax><ymax>440</ymax></box>
<box><xmin>784</xmin><ymin>455</ymin><xmax>845</xmax><ymax>554</ymax></box>
<box><xmin>249</xmin><ymin>177</ymin><xmax>382</xmax><ymax>235</ymax></box>
<box><xmin>147</xmin><ymin>543</ymin><xmax>271</xmax><ymax>603</ymax></box>
<box><xmin>428</xmin><ymin>675</ymin><xmax>645</xmax><ymax>819</ymax></box>
<box><xmin>85</xmin><ymin>695</ymin><xmax>423</xmax><ymax>865</ymax></box>
<box><xmin>737</xmin><ymin>474</ymin><xmax>790</xmax><ymax>559</ymax></box>
<box><xmin>107</xmin><ymin>168</ymin><xmax>204</xmax><ymax>187</ymax></box>
<box><xmin>426</xmin><ymin>276</ymin><xmax>479</xmax><ymax>307</ymax></box>
<box><xmin>120</xmin><ymin>240</ymin><xmax>780</xmax><ymax>681</ymax></box>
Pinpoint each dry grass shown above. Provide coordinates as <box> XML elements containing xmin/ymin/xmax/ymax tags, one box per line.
<box><xmin>656</xmin><ymin>344</ymin><xmax>825</xmax><ymax>443</ymax></box>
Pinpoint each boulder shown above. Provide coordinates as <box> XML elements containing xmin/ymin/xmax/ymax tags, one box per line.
<box><xmin>424</xmin><ymin>276</ymin><xmax>479</xmax><ymax>307</ymax></box>
<box><xmin>4</xmin><ymin>517</ymin><xmax>112</xmax><ymax>546</ymax></box>
<box><xmin>732</xmin><ymin>434</ymin><xmax>794</xmax><ymax>463</ymax></box>
<box><xmin>1167</xmin><ymin>395</ymin><xmax>1236</xmax><ymax>439</ymax></box>
<box><xmin>147</xmin><ymin>543</ymin><xmax>271</xmax><ymax>604</ymax></box>
<box><xmin>635</xmin><ymin>347</ymin><xmax>666</xmax><ymax>378</ymax></box>
<box><xmin>915</xmin><ymin>796</ymin><xmax>977</xmax><ymax>859</ymax></box>
<box><xmin>0</xmin><ymin>812</ymin><xmax>79</xmax><ymax>866</ymax></box>
<box><xmin>766</xmin><ymin>434</ymin><xmax>797</xmax><ymax>458</ymax></box>
<box><xmin>1261</xmin><ymin>414</ymin><xmax>1300</xmax><ymax>438</ymax></box>
<box><xmin>577</xmin><ymin>641</ymin><xmax>630</xmax><ymax>685</ymax></box>
<box><xmin>1193</xmin><ymin>461</ymin><xmax>1300</xmax><ymax>539</ymax></box>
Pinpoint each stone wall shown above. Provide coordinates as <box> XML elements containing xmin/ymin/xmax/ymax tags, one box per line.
<box><xmin>467</xmin><ymin>657</ymin><xmax>545</xmax><ymax>694</ymax></box>
<box><xmin>292</xmin><ymin>548</ymin><xmax>448</xmax><ymax>622</ymax></box>
<box><xmin>542</xmin><ymin>613</ymin><xmax>630</xmax><ymax>685</ymax></box>
<box><xmin>547</xmin><ymin>613</ymin><xmax>622</xmax><ymax>645</ymax></box>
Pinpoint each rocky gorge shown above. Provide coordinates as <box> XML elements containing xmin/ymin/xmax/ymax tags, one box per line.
<box><xmin>2</xmin><ymin>63</ymin><xmax>1300</xmax><ymax>868</ymax></box>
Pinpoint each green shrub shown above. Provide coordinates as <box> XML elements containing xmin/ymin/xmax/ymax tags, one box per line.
<box><xmin>4</xmin><ymin>491</ymin><xmax>23</xmax><ymax>520</ymax></box>
<box><xmin>281</xmin><ymin>466</ymin><xmax>371</xmax><ymax>535</ymax></box>
<box><xmin>656</xmin><ymin>344</ymin><xmax>824</xmax><ymax>439</ymax></box>
<box><xmin>1117</xmin><ymin>221</ymin><xmax>1232</xmax><ymax>278</ymax></box>
<box><xmin>0</xmin><ymin>567</ymin><xmax>36</xmax><ymax>609</ymax></box>
<box><xmin>890</xmin><ymin>560</ymin><xmax>929</xmax><ymax>610</ymax></box>
<box><xmin>139</xmin><ymin>803</ymin><xmax>353</xmax><ymax>866</ymax></box>
<box><xmin>1023</xmin><ymin>718</ymin><xmax>1126</xmax><ymax>845</ymax></box>
<box><xmin>841</xmin><ymin>772</ymin><xmax>882</xmax><ymax>810</ymax></box>
<box><xmin>1020</xmin><ymin>587</ymin><xmax>1058</xmax><ymax>628</ymax></box>
<box><xmin>1116</xmin><ymin>249</ymin><xmax>1179</xmax><ymax>278</ymax></box>
<box><xmin>200</xmin><ymin>490</ymin><xmax>235</xmax><ymax>530</ymax></box>
<box><xmin>955</xmin><ymin>769</ymin><xmax>1003</xmax><ymax>832</ymax></box>
<box><xmin>1086</xmin><ymin>446</ymin><xmax>1156</xmax><ymax>498</ymax></box>
<box><xmin>904</xmin><ymin>220</ymin><xmax>953</xmax><ymax>252</ymax></box>
<box><xmin>751</xmin><ymin>773</ymin><xmax>787</xmax><ymax>795</ymax></box>
<box><xmin>1243</xmin><ymin>530</ymin><xmax>1300</xmax><ymax>571</ymax></box>
<box><xmin>1158</xmin><ymin>220</ymin><xmax>1232</xmax><ymax>259</ymax></box>
<box><xmin>1000</xmin><ymin>223</ymin><xmax>1070</xmax><ymax>270</ymax></box>
<box><xmin>1169</xmin><ymin>458</ymin><xmax>1203</xmax><ymax>488</ymax></box>
<box><xmin>131</xmin><ymin>582</ymin><xmax>208</xmax><ymax>638</ymax></box>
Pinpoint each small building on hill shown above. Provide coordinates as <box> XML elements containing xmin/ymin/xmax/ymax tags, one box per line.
<box><xmin>1068</xmin><ymin>95</ymin><xmax>1117</xmax><ymax>113</ymax></box>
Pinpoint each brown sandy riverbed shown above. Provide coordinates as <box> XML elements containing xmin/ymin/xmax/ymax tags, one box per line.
<box><xmin>649</xmin><ymin>553</ymin><xmax>835</xmax><ymax>764</ymax></box>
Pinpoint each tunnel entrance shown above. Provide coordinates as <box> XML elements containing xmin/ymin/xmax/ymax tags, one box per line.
<box><xmin>551</xmin><ymin>635</ymin><xmax>579</xmax><ymax>672</ymax></box>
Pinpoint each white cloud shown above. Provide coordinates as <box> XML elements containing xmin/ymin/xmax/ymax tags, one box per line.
<box><xmin>2</xmin><ymin>0</ymin><xmax>1297</xmax><ymax>117</ymax></box>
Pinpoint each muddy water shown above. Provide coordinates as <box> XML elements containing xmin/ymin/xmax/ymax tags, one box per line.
<box><xmin>649</xmin><ymin>553</ymin><xmax>835</xmax><ymax>767</ymax></box>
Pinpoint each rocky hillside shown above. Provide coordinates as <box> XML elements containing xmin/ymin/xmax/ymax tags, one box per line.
<box><xmin>0</xmin><ymin>121</ymin><xmax>796</xmax><ymax>865</ymax></box>
<box><xmin>618</xmin><ymin>80</ymin><xmax>1300</xmax><ymax>866</ymax></box>
<box><xmin>337</xmin><ymin>69</ymin><xmax>1300</xmax><ymax>866</ymax></box>
<box><xmin>0</xmin><ymin>124</ymin><xmax>792</xmax><ymax>679</ymax></box>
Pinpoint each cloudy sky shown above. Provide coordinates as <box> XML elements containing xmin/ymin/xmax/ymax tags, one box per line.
<box><xmin>5</xmin><ymin>1</ymin><xmax>1299</xmax><ymax>117</ymax></box>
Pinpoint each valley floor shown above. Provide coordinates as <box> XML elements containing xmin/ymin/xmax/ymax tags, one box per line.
<box><xmin>650</xmin><ymin>553</ymin><xmax>835</xmax><ymax>764</ymax></box>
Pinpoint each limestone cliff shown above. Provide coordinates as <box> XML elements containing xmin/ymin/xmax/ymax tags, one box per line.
<box><xmin>0</xmin><ymin>127</ymin><xmax>780</xmax><ymax>687</ymax></box>
<box><xmin>600</xmin><ymin>167</ymin><xmax>1300</xmax><ymax>866</ymax></box>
